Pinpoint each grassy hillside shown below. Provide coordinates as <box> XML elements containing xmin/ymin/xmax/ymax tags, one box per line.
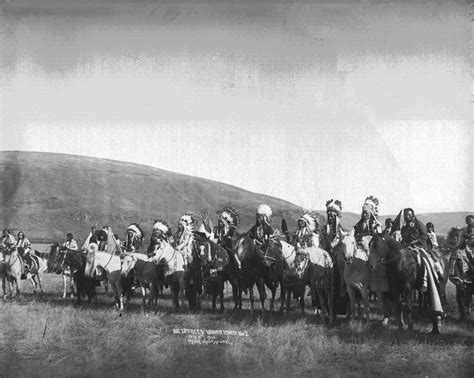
<box><xmin>0</xmin><ymin>151</ymin><xmax>307</xmax><ymax>243</ymax></box>
<box><xmin>1</xmin><ymin>151</ymin><xmax>468</xmax><ymax>243</ymax></box>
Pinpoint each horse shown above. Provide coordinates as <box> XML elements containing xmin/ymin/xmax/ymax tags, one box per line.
<box><xmin>3</xmin><ymin>246</ymin><xmax>47</xmax><ymax>298</ymax></box>
<box><xmin>50</xmin><ymin>244</ymin><xmax>76</xmax><ymax>299</ymax></box>
<box><xmin>56</xmin><ymin>248</ymin><xmax>97</xmax><ymax>305</ymax></box>
<box><xmin>261</xmin><ymin>238</ymin><xmax>286</xmax><ymax>312</ymax></box>
<box><xmin>306</xmin><ymin>246</ymin><xmax>335</xmax><ymax>325</ymax></box>
<box><xmin>149</xmin><ymin>238</ymin><xmax>187</xmax><ymax>311</ymax></box>
<box><xmin>336</xmin><ymin>232</ymin><xmax>371</xmax><ymax>323</ymax></box>
<box><xmin>194</xmin><ymin>233</ymin><xmax>236</xmax><ymax>313</ymax></box>
<box><xmin>121</xmin><ymin>253</ymin><xmax>159</xmax><ymax>313</ymax></box>
<box><xmin>368</xmin><ymin>235</ymin><xmax>442</xmax><ymax>334</ymax></box>
<box><xmin>280</xmin><ymin>242</ymin><xmax>311</xmax><ymax>314</ymax></box>
<box><xmin>84</xmin><ymin>245</ymin><xmax>124</xmax><ymax>313</ymax></box>
<box><xmin>446</xmin><ymin>227</ymin><xmax>473</xmax><ymax>320</ymax></box>
<box><xmin>234</xmin><ymin>233</ymin><xmax>267</xmax><ymax>313</ymax></box>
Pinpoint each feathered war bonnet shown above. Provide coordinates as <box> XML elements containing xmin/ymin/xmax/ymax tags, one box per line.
<box><xmin>217</xmin><ymin>207</ymin><xmax>240</xmax><ymax>230</ymax></box>
<box><xmin>256</xmin><ymin>204</ymin><xmax>272</xmax><ymax>225</ymax></box>
<box><xmin>153</xmin><ymin>219</ymin><xmax>172</xmax><ymax>241</ymax></box>
<box><xmin>298</xmin><ymin>211</ymin><xmax>319</xmax><ymax>232</ymax></box>
<box><xmin>326</xmin><ymin>199</ymin><xmax>342</xmax><ymax>218</ymax></box>
<box><xmin>362</xmin><ymin>196</ymin><xmax>379</xmax><ymax>216</ymax></box>
<box><xmin>179</xmin><ymin>212</ymin><xmax>196</xmax><ymax>233</ymax></box>
<box><xmin>126</xmin><ymin>223</ymin><xmax>145</xmax><ymax>242</ymax></box>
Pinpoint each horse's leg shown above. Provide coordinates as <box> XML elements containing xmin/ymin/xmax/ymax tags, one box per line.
<box><xmin>62</xmin><ymin>274</ymin><xmax>67</xmax><ymax>299</ymax></box>
<box><xmin>231</xmin><ymin>278</ymin><xmax>239</xmax><ymax>310</ymax></box>
<box><xmin>141</xmin><ymin>285</ymin><xmax>147</xmax><ymax>313</ymax></box>
<box><xmin>317</xmin><ymin>289</ymin><xmax>327</xmax><ymax>324</ymax></box>
<box><xmin>220</xmin><ymin>282</ymin><xmax>225</xmax><ymax>313</ymax></box>
<box><xmin>212</xmin><ymin>283</ymin><xmax>217</xmax><ymax>314</ymax></box>
<box><xmin>249</xmin><ymin>285</ymin><xmax>255</xmax><ymax>314</ymax></box>
<box><xmin>1</xmin><ymin>276</ymin><xmax>5</xmax><ymax>300</ymax></box>
<box><xmin>36</xmin><ymin>274</ymin><xmax>43</xmax><ymax>297</ymax></box>
<box><xmin>347</xmin><ymin>286</ymin><xmax>356</xmax><ymax>323</ymax></box>
<box><xmin>256</xmin><ymin>276</ymin><xmax>266</xmax><ymax>312</ymax></box>
<box><xmin>456</xmin><ymin>288</ymin><xmax>465</xmax><ymax>320</ymax></box>
<box><xmin>179</xmin><ymin>272</ymin><xmax>186</xmax><ymax>309</ymax></box>
<box><xmin>278</xmin><ymin>283</ymin><xmax>286</xmax><ymax>313</ymax></box>
<box><xmin>361</xmin><ymin>286</ymin><xmax>370</xmax><ymax>323</ymax></box>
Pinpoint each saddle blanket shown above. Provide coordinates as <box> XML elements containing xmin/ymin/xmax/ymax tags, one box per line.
<box><xmin>303</xmin><ymin>247</ymin><xmax>333</xmax><ymax>268</ymax></box>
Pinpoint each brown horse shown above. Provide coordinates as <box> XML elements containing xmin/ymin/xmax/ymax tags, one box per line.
<box><xmin>56</xmin><ymin>248</ymin><xmax>97</xmax><ymax>305</ymax></box>
<box><xmin>368</xmin><ymin>235</ymin><xmax>442</xmax><ymax>334</ymax></box>
<box><xmin>234</xmin><ymin>234</ymin><xmax>267</xmax><ymax>313</ymax></box>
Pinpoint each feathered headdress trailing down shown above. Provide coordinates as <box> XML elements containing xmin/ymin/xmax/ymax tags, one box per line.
<box><xmin>127</xmin><ymin>223</ymin><xmax>145</xmax><ymax>241</ymax></box>
<box><xmin>326</xmin><ymin>199</ymin><xmax>342</xmax><ymax>217</ymax></box>
<box><xmin>299</xmin><ymin>211</ymin><xmax>319</xmax><ymax>232</ymax></box>
<box><xmin>362</xmin><ymin>196</ymin><xmax>379</xmax><ymax>216</ymax></box>
<box><xmin>153</xmin><ymin>219</ymin><xmax>172</xmax><ymax>237</ymax></box>
<box><xmin>179</xmin><ymin>212</ymin><xmax>196</xmax><ymax>231</ymax></box>
<box><xmin>217</xmin><ymin>207</ymin><xmax>240</xmax><ymax>229</ymax></box>
<box><xmin>257</xmin><ymin>204</ymin><xmax>272</xmax><ymax>219</ymax></box>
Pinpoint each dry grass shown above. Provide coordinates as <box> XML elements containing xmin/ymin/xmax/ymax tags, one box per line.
<box><xmin>1</xmin><ymin>274</ymin><xmax>473</xmax><ymax>377</ymax></box>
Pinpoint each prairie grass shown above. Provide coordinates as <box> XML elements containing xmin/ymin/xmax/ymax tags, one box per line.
<box><xmin>0</xmin><ymin>274</ymin><xmax>473</xmax><ymax>377</ymax></box>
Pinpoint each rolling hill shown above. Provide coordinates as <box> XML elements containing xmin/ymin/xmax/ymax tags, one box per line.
<box><xmin>0</xmin><ymin>151</ymin><xmax>469</xmax><ymax>244</ymax></box>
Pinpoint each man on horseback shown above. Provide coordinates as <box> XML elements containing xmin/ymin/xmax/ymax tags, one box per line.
<box><xmin>123</xmin><ymin>223</ymin><xmax>145</xmax><ymax>254</ymax></box>
<box><xmin>321</xmin><ymin>199</ymin><xmax>344</xmax><ymax>253</ymax></box>
<box><xmin>401</xmin><ymin>208</ymin><xmax>443</xmax><ymax>286</ymax></box>
<box><xmin>215</xmin><ymin>207</ymin><xmax>240</xmax><ymax>251</ymax></box>
<box><xmin>249</xmin><ymin>204</ymin><xmax>276</xmax><ymax>254</ymax></box>
<box><xmin>14</xmin><ymin>231</ymin><xmax>34</xmax><ymax>273</ymax></box>
<box><xmin>401</xmin><ymin>208</ymin><xmax>428</xmax><ymax>250</ymax></box>
<box><xmin>62</xmin><ymin>233</ymin><xmax>79</xmax><ymax>252</ymax></box>
<box><xmin>293</xmin><ymin>211</ymin><xmax>321</xmax><ymax>253</ymax></box>
<box><xmin>1</xmin><ymin>229</ymin><xmax>16</xmax><ymax>261</ymax></box>
<box><xmin>353</xmin><ymin>196</ymin><xmax>382</xmax><ymax>244</ymax></box>
<box><xmin>174</xmin><ymin>212</ymin><xmax>196</xmax><ymax>271</ymax></box>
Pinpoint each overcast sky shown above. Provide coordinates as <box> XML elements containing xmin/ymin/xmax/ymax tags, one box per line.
<box><xmin>0</xmin><ymin>0</ymin><xmax>471</xmax><ymax>214</ymax></box>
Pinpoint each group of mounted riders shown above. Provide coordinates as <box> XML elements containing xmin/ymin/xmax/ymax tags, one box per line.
<box><xmin>1</xmin><ymin>199</ymin><xmax>473</xmax><ymax>321</ymax></box>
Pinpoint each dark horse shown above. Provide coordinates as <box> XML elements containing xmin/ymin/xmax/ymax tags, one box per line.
<box><xmin>368</xmin><ymin>235</ymin><xmax>442</xmax><ymax>334</ymax></box>
<box><xmin>193</xmin><ymin>232</ymin><xmax>240</xmax><ymax>313</ymax></box>
<box><xmin>447</xmin><ymin>227</ymin><xmax>473</xmax><ymax>320</ymax></box>
<box><xmin>235</xmin><ymin>234</ymin><xmax>285</xmax><ymax>312</ymax></box>
<box><xmin>55</xmin><ymin>248</ymin><xmax>97</xmax><ymax>305</ymax></box>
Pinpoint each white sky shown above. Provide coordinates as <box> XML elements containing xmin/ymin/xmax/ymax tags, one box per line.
<box><xmin>0</xmin><ymin>1</ymin><xmax>472</xmax><ymax>214</ymax></box>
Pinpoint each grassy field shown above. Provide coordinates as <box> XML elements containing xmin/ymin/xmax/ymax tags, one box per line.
<box><xmin>1</xmin><ymin>273</ymin><xmax>473</xmax><ymax>377</ymax></box>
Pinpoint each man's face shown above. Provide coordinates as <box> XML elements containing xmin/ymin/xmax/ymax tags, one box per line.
<box><xmin>18</xmin><ymin>233</ymin><xmax>24</xmax><ymax>239</ymax></box>
<box><xmin>298</xmin><ymin>219</ymin><xmax>306</xmax><ymax>229</ymax></box>
<box><xmin>327</xmin><ymin>211</ymin><xmax>337</xmax><ymax>224</ymax></box>
<box><xmin>67</xmin><ymin>235</ymin><xmax>72</xmax><ymax>241</ymax></box>
<box><xmin>427</xmin><ymin>226</ymin><xmax>434</xmax><ymax>233</ymax></box>
<box><xmin>178</xmin><ymin>223</ymin><xmax>184</xmax><ymax>232</ymax></box>
<box><xmin>385</xmin><ymin>220</ymin><xmax>393</xmax><ymax>228</ymax></box>
<box><xmin>257</xmin><ymin>214</ymin><xmax>265</xmax><ymax>226</ymax></box>
<box><xmin>404</xmin><ymin>210</ymin><xmax>414</xmax><ymax>223</ymax></box>
<box><xmin>3</xmin><ymin>230</ymin><xmax>8</xmax><ymax>237</ymax></box>
<box><xmin>362</xmin><ymin>211</ymin><xmax>370</xmax><ymax>221</ymax></box>
<box><xmin>467</xmin><ymin>217</ymin><xmax>473</xmax><ymax>227</ymax></box>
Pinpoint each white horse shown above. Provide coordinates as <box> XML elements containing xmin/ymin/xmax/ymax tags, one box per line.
<box><xmin>3</xmin><ymin>247</ymin><xmax>47</xmax><ymax>298</ymax></box>
<box><xmin>149</xmin><ymin>239</ymin><xmax>187</xmax><ymax>310</ymax></box>
<box><xmin>84</xmin><ymin>245</ymin><xmax>124</xmax><ymax>313</ymax></box>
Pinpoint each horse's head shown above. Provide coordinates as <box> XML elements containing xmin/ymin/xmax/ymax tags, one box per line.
<box><xmin>367</xmin><ymin>235</ymin><xmax>389</xmax><ymax>271</ymax></box>
<box><xmin>121</xmin><ymin>254</ymin><xmax>137</xmax><ymax>277</ymax></box>
<box><xmin>234</xmin><ymin>233</ymin><xmax>256</xmax><ymax>262</ymax></box>
<box><xmin>84</xmin><ymin>243</ymin><xmax>98</xmax><ymax>278</ymax></box>
<box><xmin>294</xmin><ymin>252</ymin><xmax>309</xmax><ymax>279</ymax></box>
<box><xmin>53</xmin><ymin>247</ymin><xmax>67</xmax><ymax>274</ymax></box>
<box><xmin>337</xmin><ymin>229</ymin><xmax>358</xmax><ymax>263</ymax></box>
